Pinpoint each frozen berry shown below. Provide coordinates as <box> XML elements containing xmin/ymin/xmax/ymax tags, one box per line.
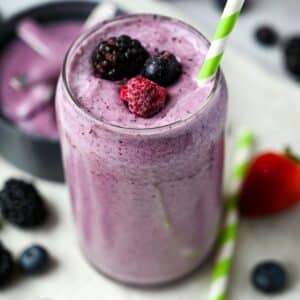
<box><xmin>284</xmin><ymin>36</ymin><xmax>300</xmax><ymax>78</ymax></box>
<box><xmin>0</xmin><ymin>242</ymin><xmax>14</xmax><ymax>286</ymax></box>
<box><xmin>251</xmin><ymin>261</ymin><xmax>288</xmax><ymax>294</ymax></box>
<box><xmin>142</xmin><ymin>51</ymin><xmax>182</xmax><ymax>86</ymax></box>
<box><xmin>92</xmin><ymin>35</ymin><xmax>149</xmax><ymax>80</ymax></box>
<box><xmin>0</xmin><ymin>179</ymin><xmax>47</xmax><ymax>228</ymax></box>
<box><xmin>120</xmin><ymin>76</ymin><xmax>167</xmax><ymax>117</ymax></box>
<box><xmin>255</xmin><ymin>26</ymin><xmax>278</xmax><ymax>47</ymax></box>
<box><xmin>19</xmin><ymin>245</ymin><xmax>50</xmax><ymax>274</ymax></box>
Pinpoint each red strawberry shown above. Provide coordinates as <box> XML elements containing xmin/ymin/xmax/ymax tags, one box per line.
<box><xmin>120</xmin><ymin>76</ymin><xmax>167</xmax><ymax>118</ymax></box>
<box><xmin>239</xmin><ymin>151</ymin><xmax>300</xmax><ymax>217</ymax></box>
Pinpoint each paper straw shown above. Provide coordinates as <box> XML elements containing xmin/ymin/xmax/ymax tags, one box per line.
<box><xmin>198</xmin><ymin>0</ymin><xmax>245</xmax><ymax>83</ymax></box>
<box><xmin>208</xmin><ymin>129</ymin><xmax>255</xmax><ymax>300</ymax></box>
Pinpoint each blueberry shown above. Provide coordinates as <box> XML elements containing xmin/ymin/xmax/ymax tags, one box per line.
<box><xmin>142</xmin><ymin>51</ymin><xmax>182</xmax><ymax>86</ymax></box>
<box><xmin>19</xmin><ymin>245</ymin><xmax>49</xmax><ymax>274</ymax></box>
<box><xmin>255</xmin><ymin>26</ymin><xmax>279</xmax><ymax>47</ymax></box>
<box><xmin>251</xmin><ymin>261</ymin><xmax>288</xmax><ymax>294</ymax></box>
<box><xmin>284</xmin><ymin>36</ymin><xmax>300</xmax><ymax>78</ymax></box>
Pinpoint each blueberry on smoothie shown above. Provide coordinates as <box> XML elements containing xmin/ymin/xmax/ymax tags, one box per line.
<box><xmin>251</xmin><ymin>261</ymin><xmax>288</xmax><ymax>294</ymax></box>
<box><xmin>0</xmin><ymin>179</ymin><xmax>47</xmax><ymax>228</ymax></box>
<box><xmin>142</xmin><ymin>51</ymin><xmax>182</xmax><ymax>86</ymax></box>
<box><xmin>19</xmin><ymin>245</ymin><xmax>50</xmax><ymax>274</ymax></box>
<box><xmin>92</xmin><ymin>35</ymin><xmax>149</xmax><ymax>80</ymax></box>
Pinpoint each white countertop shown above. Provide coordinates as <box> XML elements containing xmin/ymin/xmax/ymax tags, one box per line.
<box><xmin>1</xmin><ymin>1</ymin><xmax>300</xmax><ymax>299</ymax></box>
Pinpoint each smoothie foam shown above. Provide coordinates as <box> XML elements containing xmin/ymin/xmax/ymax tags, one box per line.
<box><xmin>67</xmin><ymin>15</ymin><xmax>214</xmax><ymax>128</ymax></box>
<box><xmin>57</xmin><ymin>15</ymin><xmax>227</xmax><ymax>285</ymax></box>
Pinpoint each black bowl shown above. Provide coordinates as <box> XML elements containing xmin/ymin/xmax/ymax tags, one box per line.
<box><xmin>0</xmin><ymin>1</ymin><xmax>110</xmax><ymax>182</ymax></box>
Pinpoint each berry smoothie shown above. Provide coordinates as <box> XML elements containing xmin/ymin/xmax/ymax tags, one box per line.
<box><xmin>56</xmin><ymin>14</ymin><xmax>227</xmax><ymax>285</ymax></box>
<box><xmin>0</xmin><ymin>21</ymin><xmax>82</xmax><ymax>138</ymax></box>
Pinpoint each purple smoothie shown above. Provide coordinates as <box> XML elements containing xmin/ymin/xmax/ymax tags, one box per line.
<box><xmin>56</xmin><ymin>14</ymin><xmax>227</xmax><ymax>285</ymax></box>
<box><xmin>0</xmin><ymin>21</ymin><xmax>82</xmax><ymax>139</ymax></box>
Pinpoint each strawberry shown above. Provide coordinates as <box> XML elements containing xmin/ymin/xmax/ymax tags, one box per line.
<box><xmin>239</xmin><ymin>151</ymin><xmax>300</xmax><ymax>217</ymax></box>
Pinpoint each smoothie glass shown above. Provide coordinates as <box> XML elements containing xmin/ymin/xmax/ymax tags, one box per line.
<box><xmin>56</xmin><ymin>14</ymin><xmax>228</xmax><ymax>286</ymax></box>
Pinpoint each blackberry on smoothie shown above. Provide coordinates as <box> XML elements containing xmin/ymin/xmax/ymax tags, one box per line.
<box><xmin>56</xmin><ymin>14</ymin><xmax>227</xmax><ymax>285</ymax></box>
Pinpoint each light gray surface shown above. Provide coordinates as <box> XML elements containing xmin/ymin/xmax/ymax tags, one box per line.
<box><xmin>0</xmin><ymin>0</ymin><xmax>300</xmax><ymax>299</ymax></box>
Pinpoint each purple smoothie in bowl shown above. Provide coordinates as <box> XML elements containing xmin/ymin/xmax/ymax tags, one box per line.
<box><xmin>0</xmin><ymin>1</ymin><xmax>118</xmax><ymax>181</ymax></box>
<box><xmin>0</xmin><ymin>21</ymin><xmax>82</xmax><ymax>139</ymax></box>
<box><xmin>56</xmin><ymin>14</ymin><xmax>228</xmax><ymax>285</ymax></box>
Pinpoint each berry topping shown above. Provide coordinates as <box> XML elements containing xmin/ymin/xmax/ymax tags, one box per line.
<box><xmin>120</xmin><ymin>76</ymin><xmax>167</xmax><ymax>118</ymax></box>
<box><xmin>0</xmin><ymin>242</ymin><xmax>14</xmax><ymax>286</ymax></box>
<box><xmin>284</xmin><ymin>36</ymin><xmax>300</xmax><ymax>78</ymax></box>
<box><xmin>142</xmin><ymin>51</ymin><xmax>182</xmax><ymax>86</ymax></box>
<box><xmin>0</xmin><ymin>179</ymin><xmax>47</xmax><ymax>228</ymax></box>
<box><xmin>255</xmin><ymin>26</ymin><xmax>279</xmax><ymax>47</ymax></box>
<box><xmin>239</xmin><ymin>152</ymin><xmax>300</xmax><ymax>217</ymax></box>
<box><xmin>92</xmin><ymin>35</ymin><xmax>149</xmax><ymax>81</ymax></box>
<box><xmin>251</xmin><ymin>261</ymin><xmax>288</xmax><ymax>294</ymax></box>
<box><xmin>19</xmin><ymin>245</ymin><xmax>50</xmax><ymax>274</ymax></box>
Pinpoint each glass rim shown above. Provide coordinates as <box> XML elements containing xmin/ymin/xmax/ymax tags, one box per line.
<box><xmin>62</xmin><ymin>13</ymin><xmax>222</xmax><ymax>135</ymax></box>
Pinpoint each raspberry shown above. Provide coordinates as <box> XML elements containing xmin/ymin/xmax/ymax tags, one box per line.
<box><xmin>92</xmin><ymin>35</ymin><xmax>149</xmax><ymax>81</ymax></box>
<box><xmin>120</xmin><ymin>77</ymin><xmax>168</xmax><ymax>118</ymax></box>
<box><xmin>0</xmin><ymin>179</ymin><xmax>47</xmax><ymax>228</ymax></box>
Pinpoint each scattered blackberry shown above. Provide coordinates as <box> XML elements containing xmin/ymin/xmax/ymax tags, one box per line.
<box><xmin>255</xmin><ymin>26</ymin><xmax>278</xmax><ymax>47</ymax></box>
<box><xmin>142</xmin><ymin>51</ymin><xmax>182</xmax><ymax>86</ymax></box>
<box><xmin>19</xmin><ymin>245</ymin><xmax>50</xmax><ymax>274</ymax></box>
<box><xmin>251</xmin><ymin>261</ymin><xmax>288</xmax><ymax>294</ymax></box>
<box><xmin>284</xmin><ymin>36</ymin><xmax>300</xmax><ymax>78</ymax></box>
<box><xmin>0</xmin><ymin>242</ymin><xmax>14</xmax><ymax>286</ymax></box>
<box><xmin>92</xmin><ymin>35</ymin><xmax>149</xmax><ymax>81</ymax></box>
<box><xmin>0</xmin><ymin>179</ymin><xmax>47</xmax><ymax>228</ymax></box>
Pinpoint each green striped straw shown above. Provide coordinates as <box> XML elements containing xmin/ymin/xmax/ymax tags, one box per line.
<box><xmin>198</xmin><ymin>0</ymin><xmax>245</xmax><ymax>83</ymax></box>
<box><xmin>208</xmin><ymin>129</ymin><xmax>255</xmax><ymax>300</ymax></box>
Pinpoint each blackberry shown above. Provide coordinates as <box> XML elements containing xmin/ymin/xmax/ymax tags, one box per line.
<box><xmin>19</xmin><ymin>245</ymin><xmax>50</xmax><ymax>274</ymax></box>
<box><xmin>142</xmin><ymin>51</ymin><xmax>182</xmax><ymax>86</ymax></box>
<box><xmin>0</xmin><ymin>179</ymin><xmax>47</xmax><ymax>228</ymax></box>
<box><xmin>0</xmin><ymin>242</ymin><xmax>14</xmax><ymax>286</ymax></box>
<box><xmin>92</xmin><ymin>35</ymin><xmax>149</xmax><ymax>81</ymax></box>
<box><xmin>284</xmin><ymin>36</ymin><xmax>300</xmax><ymax>78</ymax></box>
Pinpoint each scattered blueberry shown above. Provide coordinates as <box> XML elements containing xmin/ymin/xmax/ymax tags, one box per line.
<box><xmin>255</xmin><ymin>26</ymin><xmax>279</xmax><ymax>47</ymax></box>
<box><xmin>142</xmin><ymin>51</ymin><xmax>182</xmax><ymax>86</ymax></box>
<box><xmin>284</xmin><ymin>36</ymin><xmax>300</xmax><ymax>78</ymax></box>
<box><xmin>251</xmin><ymin>261</ymin><xmax>288</xmax><ymax>294</ymax></box>
<box><xmin>0</xmin><ymin>242</ymin><xmax>14</xmax><ymax>286</ymax></box>
<box><xmin>19</xmin><ymin>245</ymin><xmax>50</xmax><ymax>274</ymax></box>
<box><xmin>92</xmin><ymin>35</ymin><xmax>149</xmax><ymax>81</ymax></box>
<box><xmin>0</xmin><ymin>179</ymin><xmax>47</xmax><ymax>228</ymax></box>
